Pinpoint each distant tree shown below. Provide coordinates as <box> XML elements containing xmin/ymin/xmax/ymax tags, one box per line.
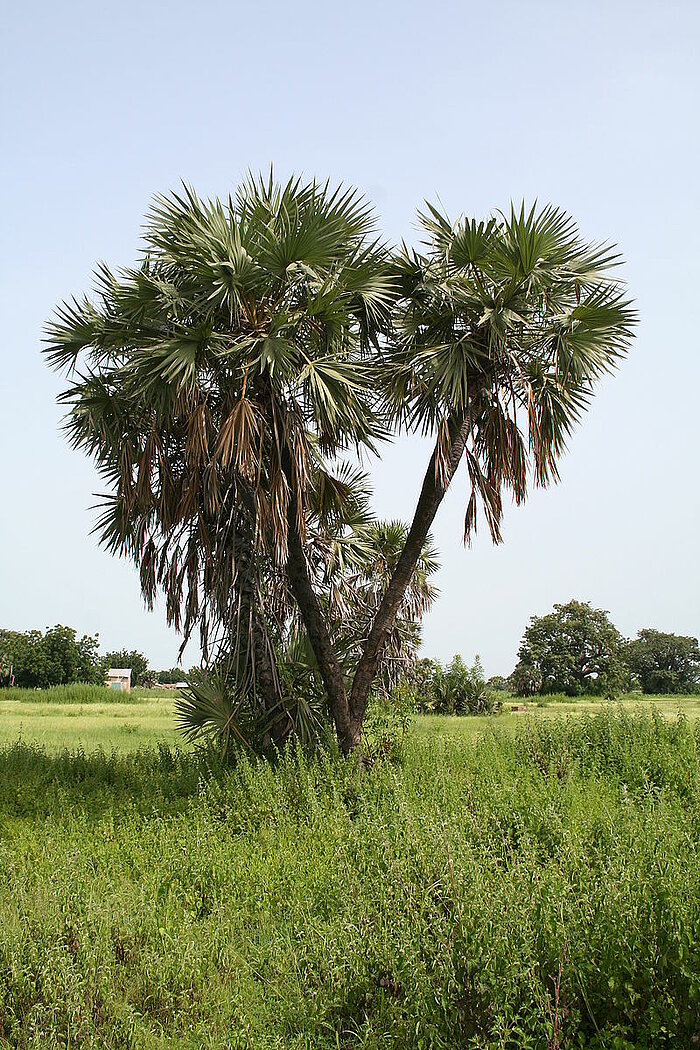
<box><xmin>512</xmin><ymin>600</ymin><xmax>626</xmax><ymax>696</ymax></box>
<box><xmin>625</xmin><ymin>629</ymin><xmax>700</xmax><ymax>694</ymax></box>
<box><xmin>0</xmin><ymin>630</ymin><xmax>32</xmax><ymax>686</ymax></box>
<box><xmin>155</xmin><ymin>667</ymin><xmax>186</xmax><ymax>685</ymax></box>
<box><xmin>105</xmin><ymin>649</ymin><xmax>150</xmax><ymax>687</ymax></box>
<box><xmin>508</xmin><ymin>661</ymin><xmax>543</xmax><ymax>697</ymax></box>
<box><xmin>0</xmin><ymin>626</ymin><xmax>105</xmax><ymax>688</ymax></box>
<box><xmin>486</xmin><ymin>675</ymin><xmax>509</xmax><ymax>692</ymax></box>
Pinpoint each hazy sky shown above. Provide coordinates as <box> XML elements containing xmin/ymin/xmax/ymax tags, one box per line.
<box><xmin>1</xmin><ymin>0</ymin><xmax>698</xmax><ymax>674</ymax></box>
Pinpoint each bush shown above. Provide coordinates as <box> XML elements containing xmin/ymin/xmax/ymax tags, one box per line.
<box><xmin>412</xmin><ymin>654</ymin><xmax>499</xmax><ymax>715</ymax></box>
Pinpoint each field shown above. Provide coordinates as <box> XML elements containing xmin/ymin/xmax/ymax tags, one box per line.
<box><xmin>0</xmin><ymin>686</ymin><xmax>182</xmax><ymax>753</ymax></box>
<box><xmin>1</xmin><ymin>692</ymin><xmax>699</xmax><ymax>1048</ymax></box>
<box><xmin>2</xmin><ymin>685</ymin><xmax>699</xmax><ymax>754</ymax></box>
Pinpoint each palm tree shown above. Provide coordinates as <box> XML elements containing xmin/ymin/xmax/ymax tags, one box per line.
<box><xmin>345</xmin><ymin>203</ymin><xmax>636</xmax><ymax>736</ymax></box>
<box><xmin>45</xmin><ymin>180</ymin><xmax>635</xmax><ymax>755</ymax></box>
<box><xmin>45</xmin><ymin>175</ymin><xmax>395</xmax><ymax>750</ymax></box>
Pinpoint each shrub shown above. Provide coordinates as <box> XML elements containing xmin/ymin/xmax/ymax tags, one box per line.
<box><xmin>414</xmin><ymin>654</ymin><xmax>499</xmax><ymax>715</ymax></box>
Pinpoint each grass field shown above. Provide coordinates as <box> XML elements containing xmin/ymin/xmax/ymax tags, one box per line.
<box><xmin>1</xmin><ymin>693</ymin><xmax>699</xmax><ymax>1047</ymax></box>
<box><xmin>1</xmin><ymin>685</ymin><xmax>698</xmax><ymax>754</ymax></box>
<box><xmin>0</xmin><ymin>696</ymin><xmax>182</xmax><ymax>752</ymax></box>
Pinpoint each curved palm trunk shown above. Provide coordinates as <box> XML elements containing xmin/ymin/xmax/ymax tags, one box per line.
<box><xmin>235</xmin><ymin>509</ymin><xmax>293</xmax><ymax>751</ymax></box>
<box><xmin>347</xmin><ymin>410</ymin><xmax>471</xmax><ymax>736</ymax></box>
<box><xmin>285</xmin><ymin>500</ymin><xmax>358</xmax><ymax>754</ymax></box>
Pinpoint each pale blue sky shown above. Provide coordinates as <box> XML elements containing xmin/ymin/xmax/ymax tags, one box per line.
<box><xmin>1</xmin><ymin>0</ymin><xmax>698</xmax><ymax>674</ymax></box>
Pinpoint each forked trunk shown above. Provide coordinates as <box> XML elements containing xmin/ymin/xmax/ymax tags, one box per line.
<box><xmin>285</xmin><ymin>496</ymin><xmax>359</xmax><ymax>755</ymax></box>
<box><xmin>347</xmin><ymin>410</ymin><xmax>472</xmax><ymax>736</ymax></box>
<box><xmin>283</xmin><ymin>402</ymin><xmax>477</xmax><ymax>756</ymax></box>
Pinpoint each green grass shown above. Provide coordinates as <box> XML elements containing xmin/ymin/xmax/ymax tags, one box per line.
<box><xmin>0</xmin><ymin>683</ymin><xmax>181</xmax><ymax>704</ymax></box>
<box><xmin>0</xmin><ymin>687</ymin><xmax>182</xmax><ymax>752</ymax></box>
<box><xmin>2</xmin><ymin>686</ymin><xmax>698</xmax><ymax>756</ymax></box>
<box><xmin>0</xmin><ymin>697</ymin><xmax>181</xmax><ymax>752</ymax></box>
<box><xmin>1</xmin><ymin>705</ymin><xmax>700</xmax><ymax>1047</ymax></box>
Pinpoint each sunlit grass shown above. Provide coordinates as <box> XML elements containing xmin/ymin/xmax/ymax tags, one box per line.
<box><xmin>0</xmin><ymin>697</ymin><xmax>182</xmax><ymax>752</ymax></box>
<box><xmin>1</xmin><ymin>688</ymin><xmax>698</xmax><ymax>754</ymax></box>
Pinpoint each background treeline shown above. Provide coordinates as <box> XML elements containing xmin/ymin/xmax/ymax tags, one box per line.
<box><xmin>401</xmin><ymin>600</ymin><xmax>700</xmax><ymax>713</ymax></box>
<box><xmin>508</xmin><ymin>600</ymin><xmax>700</xmax><ymax>697</ymax></box>
<box><xmin>3</xmin><ymin>600</ymin><xmax>698</xmax><ymax>702</ymax></box>
<box><xmin>0</xmin><ymin>629</ymin><xmax>184</xmax><ymax>690</ymax></box>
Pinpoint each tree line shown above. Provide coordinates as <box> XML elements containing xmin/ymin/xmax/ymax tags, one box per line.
<box><xmin>5</xmin><ymin>599</ymin><xmax>696</xmax><ymax>702</ymax></box>
<box><xmin>507</xmin><ymin>600</ymin><xmax>700</xmax><ymax>696</ymax></box>
<box><xmin>0</xmin><ymin>629</ymin><xmax>183</xmax><ymax>689</ymax></box>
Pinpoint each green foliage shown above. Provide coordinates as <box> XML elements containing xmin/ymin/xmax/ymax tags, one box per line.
<box><xmin>625</xmin><ymin>628</ymin><xmax>700</xmax><ymax>694</ymax></box>
<box><xmin>411</xmin><ymin>654</ymin><xmax>498</xmax><ymax>715</ymax></box>
<box><xmin>1</xmin><ymin>709</ymin><xmax>700</xmax><ymax>1047</ymax></box>
<box><xmin>361</xmin><ymin>688</ymin><xmax>414</xmax><ymax>765</ymax></box>
<box><xmin>0</xmin><ymin>626</ymin><xmax>105</xmax><ymax>688</ymax></box>
<box><xmin>155</xmin><ymin>667</ymin><xmax>186</xmax><ymax>685</ymax></box>
<box><xmin>388</xmin><ymin>203</ymin><xmax>635</xmax><ymax>542</ymax></box>
<box><xmin>512</xmin><ymin>600</ymin><xmax>627</xmax><ymax>696</ymax></box>
<box><xmin>486</xmin><ymin>674</ymin><xmax>509</xmax><ymax>692</ymax></box>
<box><xmin>508</xmin><ymin>660</ymin><xmax>544</xmax><ymax>696</ymax></box>
<box><xmin>104</xmin><ymin>648</ymin><xmax>150</xmax><ymax>687</ymax></box>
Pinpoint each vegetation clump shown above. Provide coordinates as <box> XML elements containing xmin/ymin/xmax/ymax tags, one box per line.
<box><xmin>405</xmin><ymin>654</ymin><xmax>498</xmax><ymax>715</ymax></box>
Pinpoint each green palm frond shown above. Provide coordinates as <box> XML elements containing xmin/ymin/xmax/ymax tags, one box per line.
<box><xmin>176</xmin><ymin>667</ymin><xmax>258</xmax><ymax>760</ymax></box>
<box><xmin>386</xmin><ymin>199</ymin><xmax>636</xmax><ymax>542</ymax></box>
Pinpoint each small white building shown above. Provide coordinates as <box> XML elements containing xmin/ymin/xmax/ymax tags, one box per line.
<box><xmin>106</xmin><ymin>668</ymin><xmax>132</xmax><ymax>694</ymax></box>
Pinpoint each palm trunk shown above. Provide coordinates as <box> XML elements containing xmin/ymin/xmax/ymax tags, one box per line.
<box><xmin>285</xmin><ymin>501</ymin><xmax>358</xmax><ymax>754</ymax></box>
<box><xmin>347</xmin><ymin>410</ymin><xmax>471</xmax><ymax>735</ymax></box>
<box><xmin>251</xmin><ymin>615</ymin><xmax>294</xmax><ymax>751</ymax></box>
<box><xmin>235</xmin><ymin>500</ymin><xmax>292</xmax><ymax>751</ymax></box>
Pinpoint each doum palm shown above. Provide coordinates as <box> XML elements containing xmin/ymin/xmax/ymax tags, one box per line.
<box><xmin>45</xmin><ymin>176</ymin><xmax>635</xmax><ymax>754</ymax></box>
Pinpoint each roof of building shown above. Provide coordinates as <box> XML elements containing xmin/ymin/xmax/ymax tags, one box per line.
<box><xmin>107</xmin><ymin>668</ymin><xmax>132</xmax><ymax>678</ymax></box>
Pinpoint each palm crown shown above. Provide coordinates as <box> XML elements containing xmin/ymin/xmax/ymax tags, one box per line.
<box><xmin>46</xmin><ymin>176</ymin><xmax>395</xmax><ymax>651</ymax></box>
<box><xmin>387</xmin><ymin>202</ymin><xmax>636</xmax><ymax>541</ymax></box>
